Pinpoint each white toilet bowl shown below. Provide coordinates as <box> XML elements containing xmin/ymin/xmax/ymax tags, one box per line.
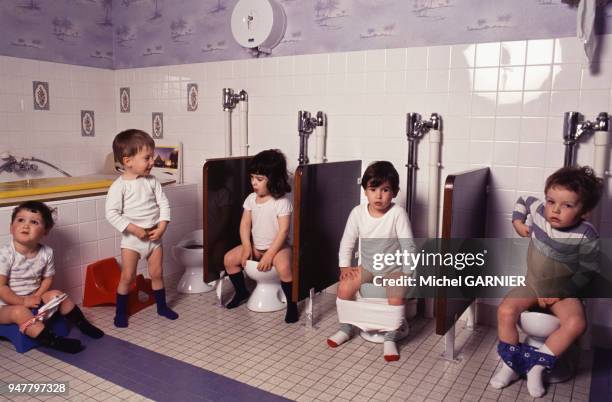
<box><xmin>243</xmin><ymin>260</ymin><xmax>286</xmax><ymax>312</ymax></box>
<box><xmin>519</xmin><ymin>311</ymin><xmax>575</xmax><ymax>383</ymax></box>
<box><xmin>173</xmin><ymin>229</ymin><xmax>214</xmax><ymax>294</ymax></box>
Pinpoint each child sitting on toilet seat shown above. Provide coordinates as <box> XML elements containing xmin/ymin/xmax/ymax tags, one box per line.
<box><xmin>327</xmin><ymin>161</ymin><xmax>416</xmax><ymax>362</ymax></box>
<box><xmin>223</xmin><ymin>149</ymin><xmax>298</xmax><ymax>323</ymax></box>
<box><xmin>491</xmin><ymin>166</ymin><xmax>603</xmax><ymax>397</ymax></box>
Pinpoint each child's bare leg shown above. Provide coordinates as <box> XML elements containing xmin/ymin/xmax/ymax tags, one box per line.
<box><xmin>0</xmin><ymin>305</ymin><xmax>43</xmax><ymax>337</ymax></box>
<box><xmin>223</xmin><ymin>245</ymin><xmax>251</xmax><ymax>308</ymax></box>
<box><xmin>490</xmin><ymin>296</ymin><xmax>537</xmax><ymax>389</ymax></box>
<box><xmin>0</xmin><ymin>306</ymin><xmax>83</xmax><ymax>353</ymax></box>
<box><xmin>273</xmin><ymin>247</ymin><xmax>298</xmax><ymax>323</ymax></box>
<box><xmin>546</xmin><ymin>298</ymin><xmax>586</xmax><ymax>355</ymax></box>
<box><xmin>328</xmin><ymin>268</ymin><xmax>362</xmax><ymax>348</ymax></box>
<box><xmin>497</xmin><ymin>297</ymin><xmax>537</xmax><ymax>345</ymax></box>
<box><xmin>117</xmin><ymin>249</ymin><xmax>139</xmax><ymax>294</ymax></box>
<box><xmin>147</xmin><ymin>246</ymin><xmax>164</xmax><ymax>290</ymax></box>
<box><xmin>526</xmin><ymin>298</ymin><xmax>585</xmax><ymax>397</ymax></box>
<box><xmin>42</xmin><ymin>291</ymin><xmax>104</xmax><ymax>338</ymax></box>
<box><xmin>148</xmin><ymin>247</ymin><xmax>178</xmax><ymax>320</ymax></box>
<box><xmin>114</xmin><ymin>248</ymin><xmax>139</xmax><ymax>328</ymax></box>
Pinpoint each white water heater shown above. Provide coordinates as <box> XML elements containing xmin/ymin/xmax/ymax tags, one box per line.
<box><xmin>230</xmin><ymin>0</ymin><xmax>286</xmax><ymax>54</ymax></box>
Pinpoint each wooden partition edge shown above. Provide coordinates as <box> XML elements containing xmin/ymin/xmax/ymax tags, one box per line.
<box><xmin>291</xmin><ymin>167</ymin><xmax>303</xmax><ymax>303</ymax></box>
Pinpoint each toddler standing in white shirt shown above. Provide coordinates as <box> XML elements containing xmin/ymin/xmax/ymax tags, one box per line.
<box><xmin>105</xmin><ymin>129</ymin><xmax>177</xmax><ymax>328</ymax></box>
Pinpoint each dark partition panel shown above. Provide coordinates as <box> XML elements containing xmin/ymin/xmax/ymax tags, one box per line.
<box><xmin>435</xmin><ymin>168</ymin><xmax>490</xmax><ymax>336</ymax></box>
<box><xmin>203</xmin><ymin>157</ymin><xmax>253</xmax><ymax>283</ymax></box>
<box><xmin>292</xmin><ymin>161</ymin><xmax>362</xmax><ymax>301</ymax></box>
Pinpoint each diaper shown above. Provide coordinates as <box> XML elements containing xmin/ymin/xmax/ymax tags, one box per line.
<box><xmin>121</xmin><ymin>233</ymin><xmax>162</xmax><ymax>259</ymax></box>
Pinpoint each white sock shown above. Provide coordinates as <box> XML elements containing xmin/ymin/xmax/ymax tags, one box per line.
<box><xmin>383</xmin><ymin>340</ymin><xmax>400</xmax><ymax>362</ymax></box>
<box><xmin>489</xmin><ymin>360</ymin><xmax>519</xmax><ymax>389</ymax></box>
<box><xmin>327</xmin><ymin>330</ymin><xmax>351</xmax><ymax>348</ymax></box>
<box><xmin>527</xmin><ymin>344</ymin><xmax>554</xmax><ymax>398</ymax></box>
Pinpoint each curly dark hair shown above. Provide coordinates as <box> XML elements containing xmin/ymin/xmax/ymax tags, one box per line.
<box><xmin>361</xmin><ymin>161</ymin><xmax>400</xmax><ymax>196</ymax></box>
<box><xmin>11</xmin><ymin>201</ymin><xmax>55</xmax><ymax>230</ymax></box>
<box><xmin>248</xmin><ymin>149</ymin><xmax>291</xmax><ymax>198</ymax></box>
<box><xmin>545</xmin><ymin>166</ymin><xmax>604</xmax><ymax>215</ymax></box>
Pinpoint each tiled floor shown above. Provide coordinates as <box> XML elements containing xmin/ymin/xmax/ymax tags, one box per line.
<box><xmin>0</xmin><ymin>278</ymin><xmax>595</xmax><ymax>401</ymax></box>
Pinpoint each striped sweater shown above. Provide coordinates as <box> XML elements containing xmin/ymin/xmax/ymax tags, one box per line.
<box><xmin>512</xmin><ymin>196</ymin><xmax>599</xmax><ymax>294</ymax></box>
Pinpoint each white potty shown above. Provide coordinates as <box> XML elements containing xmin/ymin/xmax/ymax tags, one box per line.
<box><xmin>243</xmin><ymin>260</ymin><xmax>286</xmax><ymax>312</ymax></box>
<box><xmin>519</xmin><ymin>311</ymin><xmax>575</xmax><ymax>383</ymax></box>
<box><xmin>173</xmin><ymin>230</ymin><xmax>214</xmax><ymax>294</ymax></box>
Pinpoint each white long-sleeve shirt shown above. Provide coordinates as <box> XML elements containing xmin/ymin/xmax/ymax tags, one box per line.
<box><xmin>338</xmin><ymin>203</ymin><xmax>416</xmax><ymax>274</ymax></box>
<box><xmin>105</xmin><ymin>175</ymin><xmax>171</xmax><ymax>233</ymax></box>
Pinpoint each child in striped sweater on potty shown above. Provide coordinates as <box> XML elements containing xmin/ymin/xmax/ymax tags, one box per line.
<box><xmin>490</xmin><ymin>166</ymin><xmax>603</xmax><ymax>397</ymax></box>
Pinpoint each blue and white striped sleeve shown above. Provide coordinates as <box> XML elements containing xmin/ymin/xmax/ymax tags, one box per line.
<box><xmin>512</xmin><ymin>196</ymin><xmax>540</xmax><ymax>222</ymax></box>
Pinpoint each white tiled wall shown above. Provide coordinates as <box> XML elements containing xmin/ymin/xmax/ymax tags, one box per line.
<box><xmin>2</xmin><ymin>35</ymin><xmax>612</xmax><ymax>328</ymax></box>
<box><xmin>0</xmin><ymin>56</ymin><xmax>116</xmax><ymax>182</ymax></box>
<box><xmin>0</xmin><ymin>184</ymin><xmax>198</xmax><ymax>304</ymax></box>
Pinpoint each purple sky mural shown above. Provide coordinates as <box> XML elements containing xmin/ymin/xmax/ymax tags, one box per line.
<box><xmin>2</xmin><ymin>0</ymin><xmax>612</xmax><ymax>69</ymax></box>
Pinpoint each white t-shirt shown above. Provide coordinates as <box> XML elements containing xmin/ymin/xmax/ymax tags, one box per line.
<box><xmin>0</xmin><ymin>242</ymin><xmax>55</xmax><ymax>306</ymax></box>
<box><xmin>243</xmin><ymin>192</ymin><xmax>293</xmax><ymax>250</ymax></box>
<box><xmin>105</xmin><ymin>175</ymin><xmax>171</xmax><ymax>233</ymax></box>
<box><xmin>338</xmin><ymin>203</ymin><xmax>416</xmax><ymax>274</ymax></box>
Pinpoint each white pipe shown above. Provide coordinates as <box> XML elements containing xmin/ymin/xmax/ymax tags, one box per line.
<box><xmin>224</xmin><ymin>110</ymin><xmax>232</xmax><ymax>157</ymax></box>
<box><xmin>313</xmin><ymin>124</ymin><xmax>326</xmax><ymax>163</ymax></box>
<box><xmin>239</xmin><ymin>100</ymin><xmax>249</xmax><ymax>156</ymax></box>
<box><xmin>428</xmin><ymin>128</ymin><xmax>442</xmax><ymax>238</ymax></box>
<box><xmin>591</xmin><ymin>130</ymin><xmax>609</xmax><ymax>230</ymax></box>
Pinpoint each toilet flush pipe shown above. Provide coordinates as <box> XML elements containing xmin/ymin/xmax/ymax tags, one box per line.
<box><xmin>313</xmin><ymin>112</ymin><xmax>327</xmax><ymax>163</ymax></box>
<box><xmin>239</xmin><ymin>91</ymin><xmax>249</xmax><ymax>156</ymax></box>
<box><xmin>591</xmin><ymin>118</ymin><xmax>610</xmax><ymax>230</ymax></box>
<box><xmin>427</xmin><ymin>114</ymin><xmax>442</xmax><ymax>238</ymax></box>
<box><xmin>223</xmin><ymin>110</ymin><xmax>233</xmax><ymax>157</ymax></box>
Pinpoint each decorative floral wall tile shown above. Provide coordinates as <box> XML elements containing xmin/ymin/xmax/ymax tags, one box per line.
<box><xmin>81</xmin><ymin>110</ymin><xmax>95</xmax><ymax>137</ymax></box>
<box><xmin>120</xmin><ymin>87</ymin><xmax>130</xmax><ymax>113</ymax></box>
<box><xmin>187</xmin><ymin>83</ymin><xmax>198</xmax><ymax>112</ymax></box>
<box><xmin>152</xmin><ymin>112</ymin><xmax>163</xmax><ymax>139</ymax></box>
<box><xmin>33</xmin><ymin>81</ymin><xmax>50</xmax><ymax>110</ymax></box>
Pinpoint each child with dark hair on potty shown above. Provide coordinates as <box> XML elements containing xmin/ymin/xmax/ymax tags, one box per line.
<box><xmin>490</xmin><ymin>166</ymin><xmax>603</xmax><ymax>397</ymax></box>
<box><xmin>106</xmin><ymin>129</ymin><xmax>178</xmax><ymax>328</ymax></box>
<box><xmin>0</xmin><ymin>201</ymin><xmax>104</xmax><ymax>353</ymax></box>
<box><xmin>222</xmin><ymin>149</ymin><xmax>298</xmax><ymax>323</ymax></box>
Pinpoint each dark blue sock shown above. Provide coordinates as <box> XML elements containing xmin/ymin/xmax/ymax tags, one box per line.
<box><xmin>114</xmin><ymin>293</ymin><xmax>128</xmax><ymax>328</ymax></box>
<box><xmin>281</xmin><ymin>281</ymin><xmax>299</xmax><ymax>323</ymax></box>
<box><xmin>154</xmin><ymin>288</ymin><xmax>178</xmax><ymax>320</ymax></box>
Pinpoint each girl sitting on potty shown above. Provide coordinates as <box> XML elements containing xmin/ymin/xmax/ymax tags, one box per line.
<box><xmin>223</xmin><ymin>149</ymin><xmax>298</xmax><ymax>323</ymax></box>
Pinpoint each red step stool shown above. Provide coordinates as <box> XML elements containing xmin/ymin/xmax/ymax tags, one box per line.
<box><xmin>83</xmin><ymin>257</ymin><xmax>154</xmax><ymax>315</ymax></box>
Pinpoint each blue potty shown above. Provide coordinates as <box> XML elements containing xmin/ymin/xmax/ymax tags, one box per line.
<box><xmin>0</xmin><ymin>313</ymin><xmax>69</xmax><ymax>353</ymax></box>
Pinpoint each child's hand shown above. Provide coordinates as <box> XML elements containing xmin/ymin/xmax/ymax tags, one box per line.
<box><xmin>512</xmin><ymin>220</ymin><xmax>530</xmax><ymax>237</ymax></box>
<box><xmin>147</xmin><ymin>225</ymin><xmax>166</xmax><ymax>241</ymax></box>
<box><xmin>127</xmin><ymin>224</ymin><xmax>148</xmax><ymax>240</ymax></box>
<box><xmin>537</xmin><ymin>297</ymin><xmax>561</xmax><ymax>308</ymax></box>
<box><xmin>240</xmin><ymin>248</ymin><xmax>252</xmax><ymax>268</ymax></box>
<box><xmin>257</xmin><ymin>252</ymin><xmax>274</xmax><ymax>271</ymax></box>
<box><xmin>23</xmin><ymin>295</ymin><xmax>42</xmax><ymax>308</ymax></box>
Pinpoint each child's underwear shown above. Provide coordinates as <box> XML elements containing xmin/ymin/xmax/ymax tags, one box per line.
<box><xmin>360</xmin><ymin>267</ymin><xmax>408</xmax><ymax>300</ymax></box>
<box><xmin>121</xmin><ymin>233</ymin><xmax>162</xmax><ymax>259</ymax></box>
<box><xmin>525</xmin><ymin>242</ymin><xmax>574</xmax><ymax>298</ymax></box>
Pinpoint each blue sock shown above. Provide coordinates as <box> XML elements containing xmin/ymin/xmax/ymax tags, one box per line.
<box><xmin>154</xmin><ymin>288</ymin><xmax>179</xmax><ymax>320</ymax></box>
<box><xmin>114</xmin><ymin>293</ymin><xmax>128</xmax><ymax>328</ymax></box>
